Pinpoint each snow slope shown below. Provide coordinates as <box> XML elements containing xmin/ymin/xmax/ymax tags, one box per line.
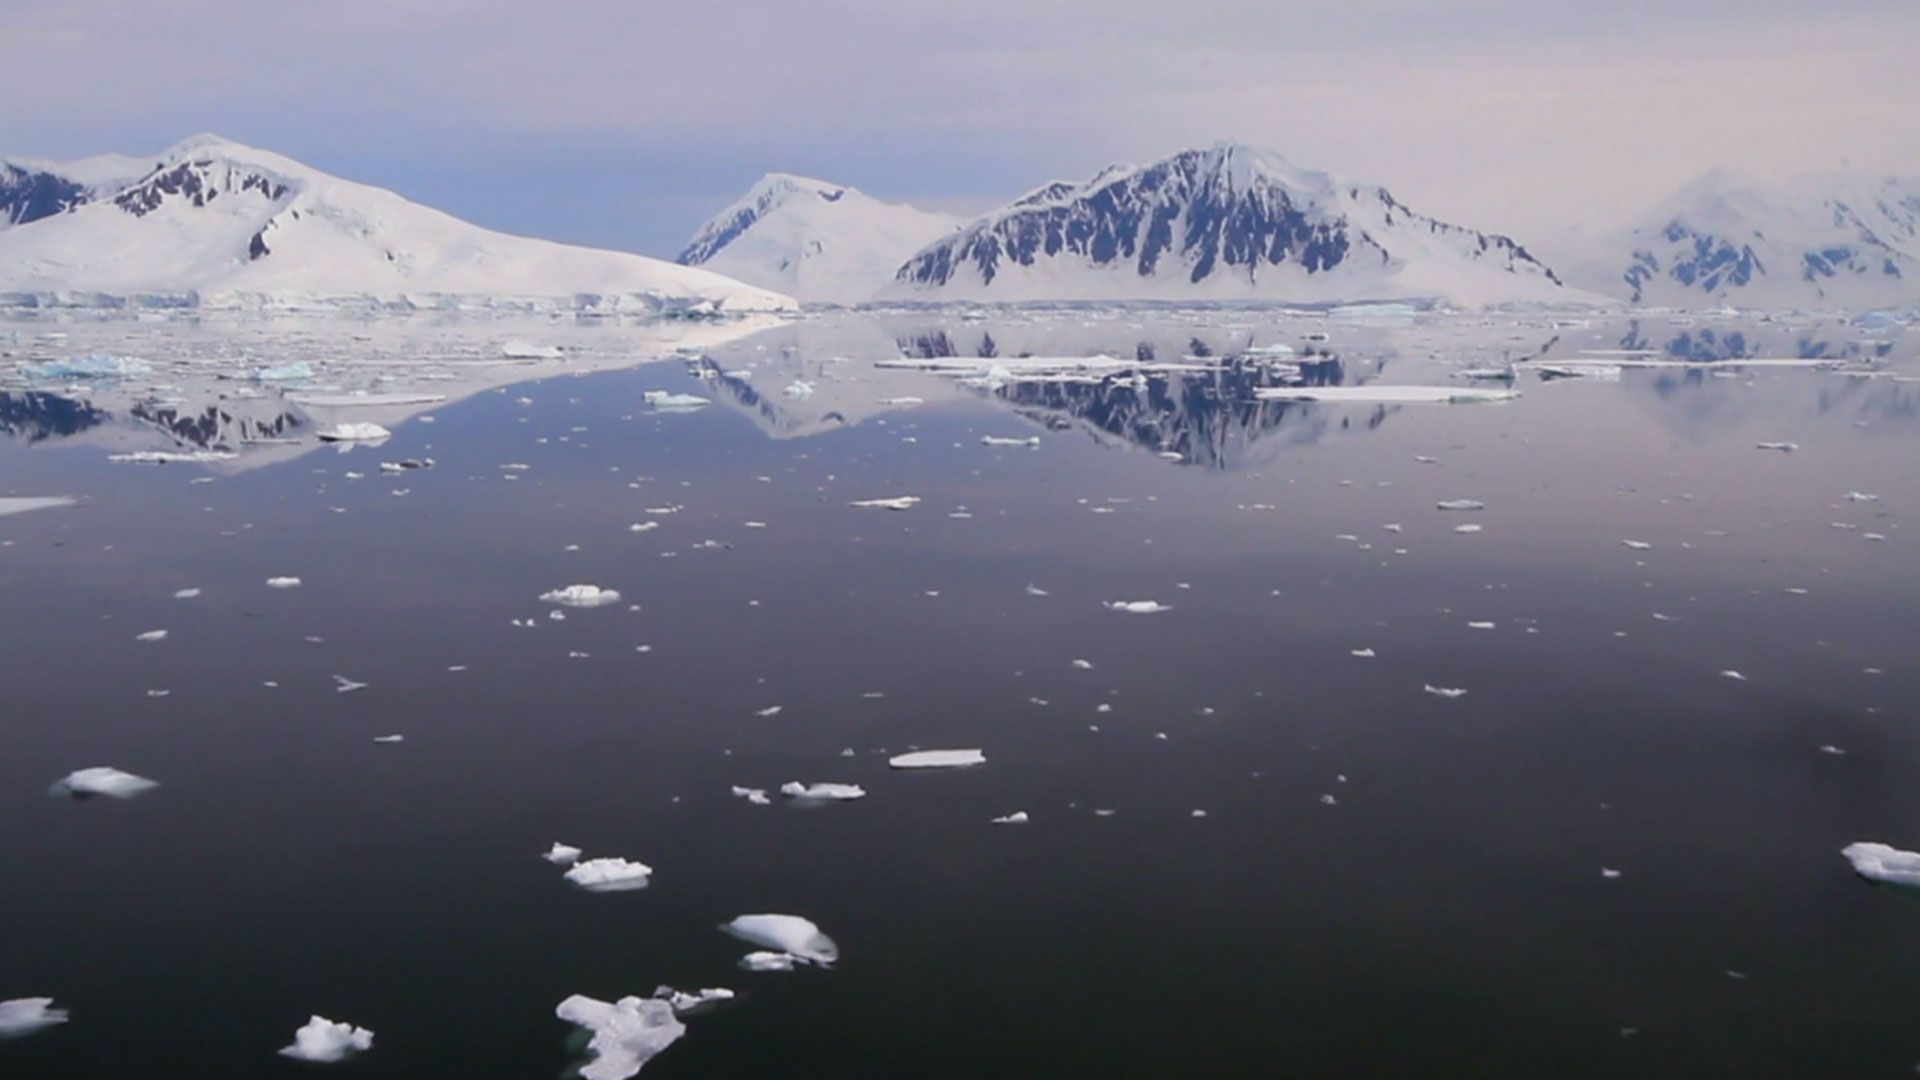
<box><xmin>678</xmin><ymin>173</ymin><xmax>959</xmax><ymax>304</ymax></box>
<box><xmin>1576</xmin><ymin>171</ymin><xmax>1920</xmax><ymax>309</ymax></box>
<box><xmin>884</xmin><ymin>142</ymin><xmax>1587</xmax><ymax>307</ymax></box>
<box><xmin>0</xmin><ymin>135</ymin><xmax>796</xmax><ymax>313</ymax></box>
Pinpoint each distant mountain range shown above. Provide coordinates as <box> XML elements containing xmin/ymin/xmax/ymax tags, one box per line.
<box><xmin>676</xmin><ymin>173</ymin><xmax>959</xmax><ymax>304</ymax></box>
<box><xmin>0</xmin><ymin>135</ymin><xmax>795</xmax><ymax>313</ymax></box>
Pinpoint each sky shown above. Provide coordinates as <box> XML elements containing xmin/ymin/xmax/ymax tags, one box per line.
<box><xmin>5</xmin><ymin>0</ymin><xmax>1918</xmax><ymax>260</ymax></box>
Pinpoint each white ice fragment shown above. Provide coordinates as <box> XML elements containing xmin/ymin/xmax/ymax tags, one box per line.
<box><xmin>1755</xmin><ymin>441</ymin><xmax>1798</xmax><ymax>452</ymax></box>
<box><xmin>315</xmin><ymin>422</ymin><xmax>392</xmax><ymax>443</ymax></box>
<box><xmin>1602</xmin><ymin>868</ymin><xmax>1623</xmax><ymax>879</ymax></box>
<box><xmin>780</xmin><ymin>782</ymin><xmax>866</xmax><ymax>801</ymax></box>
<box><xmin>654</xmin><ymin>986</ymin><xmax>734</xmax><ymax>1013</ymax></box>
<box><xmin>642</xmin><ymin>390</ymin><xmax>710</xmax><ymax>410</ymax></box>
<box><xmin>1467</xmin><ymin>621</ymin><xmax>1496</xmax><ymax>630</ymax></box>
<box><xmin>1351</xmin><ymin>648</ymin><xmax>1376</xmax><ymax>658</ymax></box>
<box><xmin>0</xmin><ymin>496</ymin><xmax>75</xmax><ymax>518</ymax></box>
<box><xmin>980</xmin><ymin>435</ymin><xmax>1041</xmax><ymax>447</ymax></box>
<box><xmin>730</xmin><ymin>786</ymin><xmax>771</xmax><ymax>805</ymax></box>
<box><xmin>738</xmin><ymin>951</ymin><xmax>797</xmax><ymax>972</ymax></box>
<box><xmin>1071</xmin><ymin>659</ymin><xmax>1094</xmax><ymax>669</ymax></box>
<box><xmin>135</xmin><ymin>629</ymin><xmax>168</xmax><ymax>642</ymax></box>
<box><xmin>1436</xmin><ymin>499</ymin><xmax>1485</xmax><ymax>511</ymax></box>
<box><xmin>564</xmin><ymin>857</ymin><xmax>653</xmax><ymax>892</ymax></box>
<box><xmin>1845</xmin><ymin>491</ymin><xmax>1880</xmax><ymax>503</ymax></box>
<box><xmin>266</xmin><ymin>576</ymin><xmax>302</xmax><ymax>589</ymax></box>
<box><xmin>1423</xmin><ymin>685</ymin><xmax>1469</xmax><ymax>699</ymax></box>
<box><xmin>849</xmin><ymin>496</ymin><xmax>920</xmax><ymax>510</ymax></box>
<box><xmin>1104</xmin><ymin>600</ymin><xmax>1171</xmax><ymax>614</ymax></box>
<box><xmin>783</xmin><ymin>380</ymin><xmax>816</xmax><ymax>399</ymax></box>
<box><xmin>1721</xmin><ymin>670</ymin><xmax>1748</xmax><ymax>681</ymax></box>
<box><xmin>888</xmin><ymin>749</ymin><xmax>986</xmax><ymax>770</ymax></box>
<box><xmin>1842</xmin><ymin>842</ymin><xmax>1920</xmax><ymax>888</ymax></box>
<box><xmin>371</xmin><ymin>734</ymin><xmax>404</xmax><ymax>744</ymax></box>
<box><xmin>992</xmin><ymin>811</ymin><xmax>1030</xmax><ymax>825</ymax></box>
<box><xmin>722</xmin><ymin>914</ymin><xmax>839</xmax><ymax>966</ymax></box>
<box><xmin>1253</xmin><ymin>385</ymin><xmax>1518</xmax><ymax>404</ymax></box>
<box><xmin>755</xmin><ymin>706</ymin><xmax>783</xmax><ymax>718</ymax></box>
<box><xmin>555</xmin><ymin>994</ymin><xmax>685</xmax><ymax>1080</ymax></box>
<box><xmin>541</xmin><ymin>585</ymin><xmax>622</xmax><ymax>608</ymax></box>
<box><xmin>333</xmin><ymin>675</ymin><xmax>368</xmax><ymax>693</ymax></box>
<box><xmin>173</xmin><ymin>588</ymin><xmax>201</xmax><ymax>599</ymax></box>
<box><xmin>502</xmin><ymin>340</ymin><xmax>563</xmax><ymax>359</ymax></box>
<box><xmin>278</xmin><ymin>1015</ymin><xmax>374</xmax><ymax>1063</ymax></box>
<box><xmin>543</xmin><ymin>843</ymin><xmax>583</xmax><ymax>865</ymax></box>
<box><xmin>1453</xmin><ymin>524</ymin><xmax>1483</xmax><ymax>534</ymax></box>
<box><xmin>0</xmin><ymin>997</ymin><xmax>68</xmax><ymax>1039</ymax></box>
<box><xmin>108</xmin><ymin>450</ymin><xmax>238</xmax><ymax>464</ymax></box>
<box><xmin>1622</xmin><ymin>540</ymin><xmax>1652</xmax><ymax>550</ymax></box>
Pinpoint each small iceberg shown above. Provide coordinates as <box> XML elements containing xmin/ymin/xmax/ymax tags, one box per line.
<box><xmin>992</xmin><ymin>811</ymin><xmax>1030</xmax><ymax>825</ymax></box>
<box><xmin>315</xmin><ymin>422</ymin><xmax>391</xmax><ymax>442</ymax></box>
<box><xmin>730</xmin><ymin>786</ymin><xmax>771</xmax><ymax>805</ymax></box>
<box><xmin>135</xmin><ymin>629</ymin><xmax>168</xmax><ymax>642</ymax></box>
<box><xmin>278</xmin><ymin>1016</ymin><xmax>373</xmax><ymax>1063</ymax></box>
<box><xmin>541</xmin><ymin>585</ymin><xmax>622</xmax><ymax>608</ymax></box>
<box><xmin>888</xmin><ymin>749</ymin><xmax>986</xmax><ymax>770</ymax></box>
<box><xmin>1105</xmin><ymin>600</ymin><xmax>1171</xmax><ymax>614</ymax></box>
<box><xmin>0</xmin><ymin>496</ymin><xmax>75</xmax><ymax>518</ymax></box>
<box><xmin>779</xmin><ymin>782</ymin><xmax>866</xmax><ymax>801</ymax></box>
<box><xmin>22</xmin><ymin>354</ymin><xmax>151</xmax><ymax>380</ymax></box>
<box><xmin>556</xmin><ymin>994</ymin><xmax>684</xmax><ymax>1080</ymax></box>
<box><xmin>642</xmin><ymin>390</ymin><xmax>710</xmax><ymax>410</ymax></box>
<box><xmin>543</xmin><ymin>842</ymin><xmax>583</xmax><ymax>865</ymax></box>
<box><xmin>849</xmin><ymin>496</ymin><xmax>920</xmax><ymax>510</ymax></box>
<box><xmin>266</xmin><ymin>576</ymin><xmax>302</xmax><ymax>589</ymax></box>
<box><xmin>1435</xmin><ymin>499</ymin><xmax>1485</xmax><ymax>511</ymax></box>
<box><xmin>1423</xmin><ymin>685</ymin><xmax>1469</xmax><ymax>699</ymax></box>
<box><xmin>722</xmin><ymin>914</ymin><xmax>839</xmax><ymax>967</ymax></box>
<box><xmin>564</xmin><ymin>857</ymin><xmax>653</xmax><ymax>892</ymax></box>
<box><xmin>50</xmin><ymin>767</ymin><xmax>158</xmax><ymax>799</ymax></box>
<box><xmin>502</xmin><ymin>341</ymin><xmax>563</xmax><ymax>360</ymax></box>
<box><xmin>0</xmin><ymin>997</ymin><xmax>69</xmax><ymax>1039</ymax></box>
<box><xmin>1842</xmin><ymin>842</ymin><xmax>1920</xmax><ymax>888</ymax></box>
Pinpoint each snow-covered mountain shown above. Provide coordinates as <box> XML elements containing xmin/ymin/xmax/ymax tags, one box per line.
<box><xmin>0</xmin><ymin>135</ymin><xmax>796</xmax><ymax>313</ymax></box>
<box><xmin>677</xmin><ymin>173</ymin><xmax>960</xmax><ymax>304</ymax></box>
<box><xmin>1580</xmin><ymin>171</ymin><xmax>1920</xmax><ymax>309</ymax></box>
<box><xmin>884</xmin><ymin>142</ymin><xmax>1581</xmax><ymax>307</ymax></box>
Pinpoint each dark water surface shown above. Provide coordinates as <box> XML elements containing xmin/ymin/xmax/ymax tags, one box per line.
<box><xmin>1</xmin><ymin>310</ymin><xmax>1918</xmax><ymax>1077</ymax></box>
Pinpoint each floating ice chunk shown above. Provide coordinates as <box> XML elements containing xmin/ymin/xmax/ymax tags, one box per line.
<box><xmin>555</xmin><ymin>994</ymin><xmax>684</xmax><ymax>1080</ymax></box>
<box><xmin>502</xmin><ymin>341</ymin><xmax>562</xmax><ymax>360</ymax></box>
<box><xmin>543</xmin><ymin>843</ymin><xmax>583</xmax><ymax>865</ymax></box>
<box><xmin>629</xmin><ymin>521</ymin><xmax>659</xmax><ymax>533</ymax></box>
<box><xmin>372</xmin><ymin>734</ymin><xmax>404</xmax><ymax>744</ymax></box>
<box><xmin>266</xmin><ymin>576</ymin><xmax>302</xmax><ymax>589</ymax></box>
<box><xmin>1105</xmin><ymin>600</ymin><xmax>1171</xmax><ymax>614</ymax></box>
<box><xmin>564</xmin><ymin>857</ymin><xmax>653</xmax><ymax>892</ymax></box>
<box><xmin>980</xmin><ymin>436</ymin><xmax>1041</xmax><ymax>447</ymax></box>
<box><xmin>1435</xmin><ymin>499</ymin><xmax>1485</xmax><ymax>511</ymax></box>
<box><xmin>1423</xmin><ymin>685</ymin><xmax>1469</xmax><ymax>699</ymax></box>
<box><xmin>1253</xmin><ymin>385</ymin><xmax>1518</xmax><ymax>404</ymax></box>
<box><xmin>780</xmin><ymin>782</ymin><xmax>866</xmax><ymax>801</ymax></box>
<box><xmin>542</xmin><ymin>585</ymin><xmax>622</xmax><ymax>608</ymax></box>
<box><xmin>1845</xmin><ymin>491</ymin><xmax>1880</xmax><ymax>503</ymax></box>
<box><xmin>1467</xmin><ymin>621</ymin><xmax>1496</xmax><ymax>630</ymax></box>
<box><xmin>1720</xmin><ymin>670</ymin><xmax>1747</xmax><ymax>681</ymax></box>
<box><xmin>1842</xmin><ymin>842</ymin><xmax>1920</xmax><ymax>888</ymax></box>
<box><xmin>0</xmin><ymin>997</ymin><xmax>68</xmax><ymax>1039</ymax></box>
<box><xmin>252</xmin><ymin>361</ymin><xmax>314</xmax><ymax>382</ymax></box>
<box><xmin>1602</xmin><ymin>868</ymin><xmax>1623</xmax><ymax>879</ymax></box>
<box><xmin>722</xmin><ymin>914</ymin><xmax>839</xmax><ymax>966</ymax></box>
<box><xmin>333</xmin><ymin>675</ymin><xmax>368</xmax><ymax>693</ymax></box>
<box><xmin>1621</xmin><ymin>540</ymin><xmax>1652</xmax><ymax>550</ymax></box>
<box><xmin>849</xmin><ymin>496</ymin><xmax>919</xmax><ymax>510</ymax></box>
<box><xmin>278</xmin><ymin>1016</ymin><xmax>373</xmax><ymax>1063</ymax></box>
<box><xmin>173</xmin><ymin>588</ymin><xmax>201</xmax><ymax>599</ymax></box>
<box><xmin>1351</xmin><ymin>648</ymin><xmax>1376</xmax><ymax>658</ymax></box>
<box><xmin>23</xmin><ymin>354</ymin><xmax>151</xmax><ymax>380</ymax></box>
<box><xmin>992</xmin><ymin>811</ymin><xmax>1030</xmax><ymax>825</ymax></box>
<box><xmin>1071</xmin><ymin>658</ymin><xmax>1094</xmax><ymax>669</ymax></box>
<box><xmin>783</xmin><ymin>380</ymin><xmax>816</xmax><ymax>399</ymax></box>
<box><xmin>1755</xmin><ymin>441</ymin><xmax>1798</xmax><ymax>452</ymax></box>
<box><xmin>738</xmin><ymin>951</ymin><xmax>797</xmax><ymax>972</ymax></box>
<box><xmin>642</xmin><ymin>390</ymin><xmax>710</xmax><ymax>410</ymax></box>
<box><xmin>108</xmin><ymin>450</ymin><xmax>238</xmax><ymax>464</ymax></box>
<box><xmin>315</xmin><ymin>422</ymin><xmax>391</xmax><ymax>442</ymax></box>
<box><xmin>135</xmin><ymin>629</ymin><xmax>168</xmax><ymax>642</ymax></box>
<box><xmin>1453</xmin><ymin>524</ymin><xmax>1483</xmax><ymax>534</ymax></box>
<box><xmin>879</xmin><ymin>396</ymin><xmax>924</xmax><ymax>406</ymax></box>
<box><xmin>888</xmin><ymin>749</ymin><xmax>985</xmax><ymax>769</ymax></box>
<box><xmin>654</xmin><ymin>986</ymin><xmax>734</xmax><ymax>1013</ymax></box>
<box><xmin>0</xmin><ymin>496</ymin><xmax>75</xmax><ymax>518</ymax></box>
<box><xmin>755</xmin><ymin>706</ymin><xmax>783</xmax><ymax>717</ymax></box>
<box><xmin>730</xmin><ymin>786</ymin><xmax>770</xmax><ymax>805</ymax></box>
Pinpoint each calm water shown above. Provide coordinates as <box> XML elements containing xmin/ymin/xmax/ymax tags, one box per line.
<box><xmin>1</xmin><ymin>308</ymin><xmax>1917</xmax><ymax>1077</ymax></box>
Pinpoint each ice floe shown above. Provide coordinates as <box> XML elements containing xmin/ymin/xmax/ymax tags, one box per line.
<box><xmin>135</xmin><ymin>629</ymin><xmax>169</xmax><ymax>642</ymax></box>
<box><xmin>315</xmin><ymin>422</ymin><xmax>392</xmax><ymax>442</ymax></box>
<box><xmin>992</xmin><ymin>811</ymin><xmax>1030</xmax><ymax>825</ymax></box>
<box><xmin>722</xmin><ymin>914</ymin><xmax>839</xmax><ymax>966</ymax></box>
<box><xmin>888</xmin><ymin>749</ymin><xmax>986</xmax><ymax>769</ymax></box>
<box><xmin>266</xmin><ymin>576</ymin><xmax>302</xmax><ymax>589</ymax></box>
<box><xmin>541</xmin><ymin>584</ymin><xmax>622</xmax><ymax>607</ymax></box>
<box><xmin>642</xmin><ymin>390</ymin><xmax>710</xmax><ymax>410</ymax></box>
<box><xmin>50</xmin><ymin>766</ymin><xmax>159</xmax><ymax>799</ymax></box>
<box><xmin>1104</xmin><ymin>600</ymin><xmax>1172</xmax><ymax>614</ymax></box>
<box><xmin>1423</xmin><ymin>685</ymin><xmax>1469</xmax><ymax>699</ymax></box>
<box><xmin>738</xmin><ymin>951</ymin><xmax>798</xmax><ymax>972</ymax></box>
<box><xmin>543</xmin><ymin>843</ymin><xmax>583</xmax><ymax>865</ymax></box>
<box><xmin>278</xmin><ymin>1015</ymin><xmax>373</xmax><ymax>1063</ymax></box>
<box><xmin>730</xmin><ymin>786</ymin><xmax>771</xmax><ymax>805</ymax></box>
<box><xmin>0</xmin><ymin>496</ymin><xmax>75</xmax><ymax>518</ymax></box>
<box><xmin>564</xmin><ymin>857</ymin><xmax>653</xmax><ymax>892</ymax></box>
<box><xmin>1435</xmin><ymin>499</ymin><xmax>1485</xmax><ymax>511</ymax></box>
<box><xmin>780</xmin><ymin>782</ymin><xmax>866</xmax><ymax>801</ymax></box>
<box><xmin>1842</xmin><ymin>842</ymin><xmax>1920</xmax><ymax>888</ymax></box>
<box><xmin>0</xmin><ymin>997</ymin><xmax>69</xmax><ymax>1039</ymax></box>
<box><xmin>555</xmin><ymin>994</ymin><xmax>684</xmax><ymax>1080</ymax></box>
<box><xmin>848</xmin><ymin>496</ymin><xmax>920</xmax><ymax>510</ymax></box>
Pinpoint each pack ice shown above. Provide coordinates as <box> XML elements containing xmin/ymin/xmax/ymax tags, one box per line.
<box><xmin>555</xmin><ymin>994</ymin><xmax>685</xmax><ymax>1080</ymax></box>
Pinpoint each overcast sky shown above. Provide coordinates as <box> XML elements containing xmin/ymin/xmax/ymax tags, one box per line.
<box><xmin>6</xmin><ymin>0</ymin><xmax>1917</xmax><ymax>258</ymax></box>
